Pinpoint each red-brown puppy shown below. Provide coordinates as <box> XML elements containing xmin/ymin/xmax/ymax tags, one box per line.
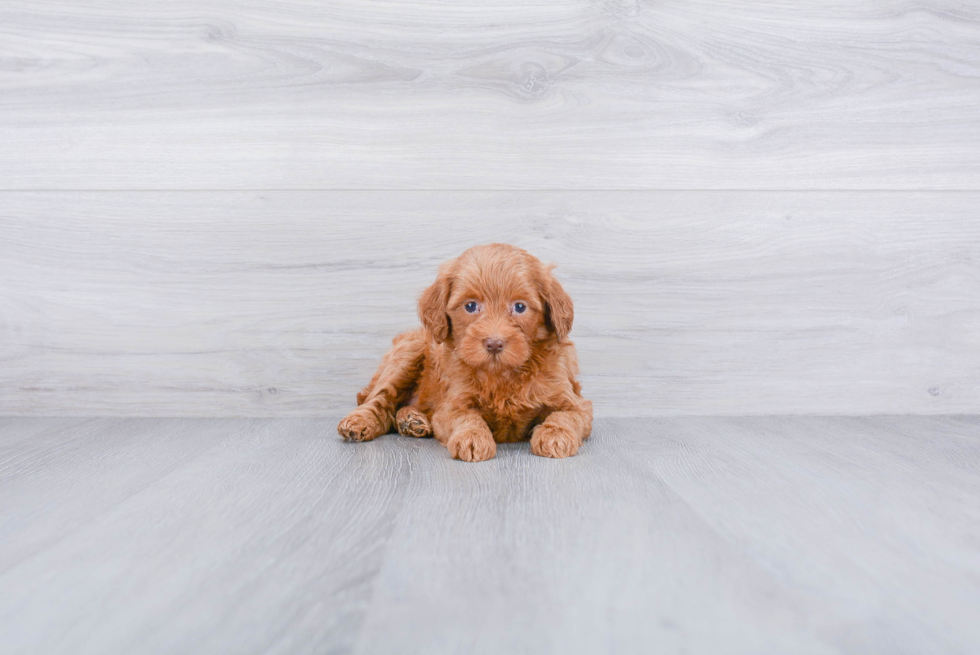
<box><xmin>338</xmin><ymin>243</ymin><xmax>592</xmax><ymax>462</ymax></box>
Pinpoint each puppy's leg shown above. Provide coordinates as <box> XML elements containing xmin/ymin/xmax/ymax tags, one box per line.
<box><xmin>395</xmin><ymin>405</ymin><xmax>432</xmax><ymax>438</ymax></box>
<box><xmin>530</xmin><ymin>400</ymin><xmax>593</xmax><ymax>459</ymax></box>
<box><xmin>338</xmin><ymin>330</ymin><xmax>425</xmax><ymax>442</ymax></box>
<box><xmin>432</xmin><ymin>407</ymin><xmax>496</xmax><ymax>462</ymax></box>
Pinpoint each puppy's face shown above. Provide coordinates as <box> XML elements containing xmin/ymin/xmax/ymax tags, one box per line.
<box><xmin>419</xmin><ymin>244</ymin><xmax>573</xmax><ymax>372</ymax></box>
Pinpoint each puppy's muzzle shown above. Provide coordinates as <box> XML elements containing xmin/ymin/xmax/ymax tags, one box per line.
<box><xmin>484</xmin><ymin>337</ymin><xmax>505</xmax><ymax>354</ymax></box>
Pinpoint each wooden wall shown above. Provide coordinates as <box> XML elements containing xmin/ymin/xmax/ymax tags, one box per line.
<box><xmin>2</xmin><ymin>1</ymin><xmax>979</xmax><ymax>415</ymax></box>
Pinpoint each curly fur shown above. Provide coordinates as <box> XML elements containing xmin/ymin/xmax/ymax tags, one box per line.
<box><xmin>338</xmin><ymin>243</ymin><xmax>592</xmax><ymax>462</ymax></box>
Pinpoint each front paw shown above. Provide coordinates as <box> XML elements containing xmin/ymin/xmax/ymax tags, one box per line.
<box><xmin>531</xmin><ymin>424</ymin><xmax>581</xmax><ymax>458</ymax></box>
<box><xmin>447</xmin><ymin>430</ymin><xmax>496</xmax><ymax>462</ymax></box>
<box><xmin>338</xmin><ymin>408</ymin><xmax>386</xmax><ymax>442</ymax></box>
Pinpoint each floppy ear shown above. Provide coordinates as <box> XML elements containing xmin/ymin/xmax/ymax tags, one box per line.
<box><xmin>418</xmin><ymin>263</ymin><xmax>453</xmax><ymax>343</ymax></box>
<box><xmin>540</xmin><ymin>264</ymin><xmax>574</xmax><ymax>342</ymax></box>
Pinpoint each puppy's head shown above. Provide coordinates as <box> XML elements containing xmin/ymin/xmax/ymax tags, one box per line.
<box><xmin>418</xmin><ymin>243</ymin><xmax>573</xmax><ymax>371</ymax></box>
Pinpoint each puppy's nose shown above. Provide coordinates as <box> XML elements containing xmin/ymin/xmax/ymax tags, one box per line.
<box><xmin>484</xmin><ymin>337</ymin><xmax>505</xmax><ymax>354</ymax></box>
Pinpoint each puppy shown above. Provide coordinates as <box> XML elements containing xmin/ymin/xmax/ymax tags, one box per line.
<box><xmin>337</xmin><ymin>243</ymin><xmax>592</xmax><ymax>462</ymax></box>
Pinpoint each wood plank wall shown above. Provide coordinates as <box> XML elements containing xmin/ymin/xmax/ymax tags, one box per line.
<box><xmin>1</xmin><ymin>1</ymin><xmax>979</xmax><ymax>415</ymax></box>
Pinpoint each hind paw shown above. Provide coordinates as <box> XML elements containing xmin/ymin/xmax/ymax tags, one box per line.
<box><xmin>396</xmin><ymin>406</ymin><xmax>432</xmax><ymax>438</ymax></box>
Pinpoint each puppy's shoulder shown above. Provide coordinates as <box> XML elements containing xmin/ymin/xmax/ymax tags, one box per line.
<box><xmin>543</xmin><ymin>338</ymin><xmax>581</xmax><ymax>373</ymax></box>
<box><xmin>391</xmin><ymin>327</ymin><xmax>427</xmax><ymax>346</ymax></box>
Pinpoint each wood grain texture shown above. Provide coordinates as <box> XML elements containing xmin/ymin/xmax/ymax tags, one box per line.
<box><xmin>1</xmin><ymin>1</ymin><xmax>979</xmax><ymax>189</ymax></box>
<box><xmin>2</xmin><ymin>190</ymin><xmax>979</xmax><ymax>416</ymax></box>
<box><xmin>0</xmin><ymin>417</ymin><xmax>418</xmax><ymax>655</ymax></box>
<box><xmin>1</xmin><ymin>416</ymin><xmax>978</xmax><ymax>654</ymax></box>
<box><xmin>0</xmin><ymin>418</ymin><xmax>236</xmax><ymax>572</ymax></box>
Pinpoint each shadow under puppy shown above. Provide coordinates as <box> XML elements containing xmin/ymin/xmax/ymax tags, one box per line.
<box><xmin>338</xmin><ymin>243</ymin><xmax>592</xmax><ymax>461</ymax></box>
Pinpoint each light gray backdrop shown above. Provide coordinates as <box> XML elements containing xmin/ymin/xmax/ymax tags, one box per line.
<box><xmin>2</xmin><ymin>0</ymin><xmax>979</xmax><ymax>416</ymax></box>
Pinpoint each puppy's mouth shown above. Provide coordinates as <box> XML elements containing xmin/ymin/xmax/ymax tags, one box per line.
<box><xmin>485</xmin><ymin>351</ymin><xmax>508</xmax><ymax>367</ymax></box>
<box><xmin>477</xmin><ymin>350</ymin><xmax>507</xmax><ymax>367</ymax></box>
<box><xmin>456</xmin><ymin>336</ymin><xmax>530</xmax><ymax>372</ymax></box>
<box><xmin>481</xmin><ymin>356</ymin><xmax>522</xmax><ymax>374</ymax></box>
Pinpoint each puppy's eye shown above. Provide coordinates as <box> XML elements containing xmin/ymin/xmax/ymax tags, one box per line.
<box><xmin>513</xmin><ymin>302</ymin><xmax>527</xmax><ymax>314</ymax></box>
<box><xmin>464</xmin><ymin>301</ymin><xmax>480</xmax><ymax>313</ymax></box>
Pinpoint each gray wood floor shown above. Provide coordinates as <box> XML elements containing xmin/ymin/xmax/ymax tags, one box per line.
<box><xmin>2</xmin><ymin>416</ymin><xmax>979</xmax><ymax>654</ymax></box>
